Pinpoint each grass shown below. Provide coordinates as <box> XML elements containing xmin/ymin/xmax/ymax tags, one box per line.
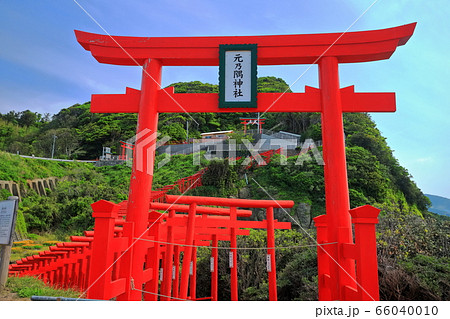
<box><xmin>6</xmin><ymin>276</ymin><xmax>79</xmax><ymax>299</ymax></box>
<box><xmin>152</xmin><ymin>152</ymin><xmax>209</xmax><ymax>189</ymax></box>
<box><xmin>0</xmin><ymin>151</ymin><xmax>93</xmax><ymax>183</ymax></box>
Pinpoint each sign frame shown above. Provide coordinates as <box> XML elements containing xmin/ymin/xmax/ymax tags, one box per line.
<box><xmin>0</xmin><ymin>199</ymin><xmax>18</xmax><ymax>246</ymax></box>
<box><xmin>219</xmin><ymin>44</ymin><xmax>257</xmax><ymax>108</ymax></box>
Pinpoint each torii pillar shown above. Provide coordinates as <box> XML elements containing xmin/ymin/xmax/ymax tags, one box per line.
<box><xmin>319</xmin><ymin>56</ymin><xmax>354</xmax><ymax>298</ymax></box>
<box><xmin>126</xmin><ymin>59</ymin><xmax>162</xmax><ymax>300</ymax></box>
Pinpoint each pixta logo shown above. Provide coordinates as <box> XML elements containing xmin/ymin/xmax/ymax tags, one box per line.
<box><xmin>125</xmin><ymin>128</ymin><xmax>171</xmax><ymax>174</ymax></box>
<box><xmin>126</xmin><ymin>129</ymin><xmax>323</xmax><ymax>172</ymax></box>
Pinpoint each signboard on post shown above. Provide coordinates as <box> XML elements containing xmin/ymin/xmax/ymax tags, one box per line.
<box><xmin>219</xmin><ymin>44</ymin><xmax>257</xmax><ymax>108</ymax></box>
<box><xmin>0</xmin><ymin>197</ymin><xmax>18</xmax><ymax>288</ymax></box>
<box><xmin>0</xmin><ymin>199</ymin><xmax>17</xmax><ymax>245</ymax></box>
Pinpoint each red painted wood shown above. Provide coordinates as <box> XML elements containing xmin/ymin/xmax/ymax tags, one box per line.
<box><xmin>211</xmin><ymin>235</ymin><xmax>218</xmax><ymax>301</ymax></box>
<box><xmin>266</xmin><ymin>206</ymin><xmax>277</xmax><ymax>301</ymax></box>
<box><xmin>161</xmin><ymin>209</ymin><xmax>175</xmax><ymax>301</ymax></box>
<box><xmin>319</xmin><ymin>56</ymin><xmax>356</xmax><ymax>300</ymax></box>
<box><xmin>75</xmin><ymin>23</ymin><xmax>415</xmax><ymax>66</ymax></box>
<box><xmin>313</xmin><ymin>214</ymin><xmax>332</xmax><ymax>301</ymax></box>
<box><xmin>125</xmin><ymin>58</ymin><xmax>162</xmax><ymax>300</ymax></box>
<box><xmin>144</xmin><ymin>216</ymin><xmax>161</xmax><ymax>301</ymax></box>
<box><xmin>150</xmin><ymin>202</ymin><xmax>253</xmax><ymax>216</ymax></box>
<box><xmin>189</xmin><ymin>247</ymin><xmax>197</xmax><ymax>300</ymax></box>
<box><xmin>350</xmin><ymin>205</ymin><xmax>380</xmax><ymax>301</ymax></box>
<box><xmin>165</xmin><ymin>194</ymin><xmax>294</xmax><ymax>208</ymax></box>
<box><xmin>87</xmin><ymin>200</ymin><xmax>120</xmax><ymax>299</ymax></box>
<box><xmin>172</xmin><ymin>246</ymin><xmax>180</xmax><ymax>299</ymax></box>
<box><xmin>229</xmin><ymin>207</ymin><xmax>238</xmax><ymax>301</ymax></box>
<box><xmin>157</xmin><ymin>88</ymin><xmax>321</xmax><ymax>113</ymax></box>
<box><xmin>115</xmin><ymin>222</ymin><xmax>134</xmax><ymax>301</ymax></box>
<box><xmin>90</xmin><ymin>86</ymin><xmax>395</xmax><ymax>114</ymax></box>
<box><xmin>179</xmin><ymin>203</ymin><xmax>197</xmax><ymax>299</ymax></box>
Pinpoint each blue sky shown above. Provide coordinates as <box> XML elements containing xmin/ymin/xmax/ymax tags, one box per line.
<box><xmin>0</xmin><ymin>0</ymin><xmax>449</xmax><ymax>198</ymax></box>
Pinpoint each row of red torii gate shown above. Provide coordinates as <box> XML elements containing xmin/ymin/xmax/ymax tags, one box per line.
<box><xmin>11</xmin><ymin>22</ymin><xmax>416</xmax><ymax>301</ymax></box>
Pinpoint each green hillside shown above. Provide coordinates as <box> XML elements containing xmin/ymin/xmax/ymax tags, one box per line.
<box><xmin>0</xmin><ymin>77</ymin><xmax>290</xmax><ymax>159</ymax></box>
<box><xmin>0</xmin><ymin>151</ymin><xmax>93</xmax><ymax>182</ymax></box>
<box><xmin>0</xmin><ymin>76</ymin><xmax>448</xmax><ymax>300</ymax></box>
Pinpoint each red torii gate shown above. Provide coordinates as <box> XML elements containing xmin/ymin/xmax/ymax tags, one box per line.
<box><xmin>75</xmin><ymin>23</ymin><xmax>415</xmax><ymax>301</ymax></box>
<box><xmin>240</xmin><ymin>117</ymin><xmax>265</xmax><ymax>134</ymax></box>
<box><xmin>154</xmin><ymin>196</ymin><xmax>292</xmax><ymax>301</ymax></box>
<box><xmin>119</xmin><ymin>141</ymin><xmax>134</xmax><ymax>161</ymax></box>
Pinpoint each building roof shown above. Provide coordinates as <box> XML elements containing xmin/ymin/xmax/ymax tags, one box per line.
<box><xmin>200</xmin><ymin>130</ymin><xmax>234</xmax><ymax>136</ymax></box>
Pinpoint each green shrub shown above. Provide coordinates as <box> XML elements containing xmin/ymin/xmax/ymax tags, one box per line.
<box><xmin>15</xmin><ymin>210</ymin><xmax>28</xmax><ymax>239</ymax></box>
<box><xmin>0</xmin><ymin>188</ymin><xmax>12</xmax><ymax>200</ymax></box>
<box><xmin>27</xmin><ymin>233</ymin><xmax>38</xmax><ymax>240</ymax></box>
<box><xmin>22</xmin><ymin>244</ymin><xmax>44</xmax><ymax>250</ymax></box>
<box><xmin>400</xmin><ymin>255</ymin><xmax>450</xmax><ymax>300</ymax></box>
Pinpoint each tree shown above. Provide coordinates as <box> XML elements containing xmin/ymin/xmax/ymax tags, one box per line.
<box><xmin>346</xmin><ymin>146</ymin><xmax>389</xmax><ymax>205</ymax></box>
<box><xmin>18</xmin><ymin>110</ymin><xmax>39</xmax><ymax>127</ymax></box>
<box><xmin>2</xmin><ymin>110</ymin><xmax>20</xmax><ymax>125</ymax></box>
<box><xmin>53</xmin><ymin>128</ymin><xmax>80</xmax><ymax>159</ymax></box>
<box><xmin>257</xmin><ymin>76</ymin><xmax>291</xmax><ymax>93</ymax></box>
<box><xmin>32</xmin><ymin>129</ymin><xmax>58</xmax><ymax>157</ymax></box>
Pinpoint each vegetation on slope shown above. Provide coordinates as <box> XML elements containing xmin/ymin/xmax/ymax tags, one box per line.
<box><xmin>1</xmin><ymin>77</ymin><xmax>447</xmax><ymax>300</ymax></box>
<box><xmin>0</xmin><ymin>151</ymin><xmax>209</xmax><ymax>241</ymax></box>
<box><xmin>0</xmin><ymin>151</ymin><xmax>92</xmax><ymax>182</ymax></box>
<box><xmin>0</xmin><ymin>76</ymin><xmax>291</xmax><ymax>158</ymax></box>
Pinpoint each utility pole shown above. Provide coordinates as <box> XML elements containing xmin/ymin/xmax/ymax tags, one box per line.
<box><xmin>51</xmin><ymin>134</ymin><xmax>57</xmax><ymax>159</ymax></box>
<box><xmin>257</xmin><ymin>112</ymin><xmax>261</xmax><ymax>134</ymax></box>
<box><xmin>186</xmin><ymin>120</ymin><xmax>189</xmax><ymax>144</ymax></box>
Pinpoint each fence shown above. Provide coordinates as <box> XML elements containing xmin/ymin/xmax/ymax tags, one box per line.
<box><xmin>6</xmin><ymin>165</ymin><xmax>208</xmax><ymax>295</ymax></box>
<box><xmin>10</xmin><ymin>194</ymin><xmax>294</xmax><ymax>301</ymax></box>
<box><xmin>9</xmin><ymin>238</ymin><xmax>93</xmax><ymax>291</ymax></box>
<box><xmin>8</xmin><ymin>162</ymin><xmax>294</xmax><ymax>300</ymax></box>
<box><xmin>155</xmin><ymin>168</ymin><xmax>207</xmax><ymax>194</ymax></box>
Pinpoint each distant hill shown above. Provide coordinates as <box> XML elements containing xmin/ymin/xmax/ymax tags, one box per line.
<box><xmin>425</xmin><ymin>194</ymin><xmax>450</xmax><ymax>217</ymax></box>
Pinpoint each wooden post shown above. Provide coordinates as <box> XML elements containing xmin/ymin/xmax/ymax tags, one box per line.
<box><xmin>116</xmin><ymin>221</ymin><xmax>135</xmax><ymax>301</ymax></box>
<box><xmin>161</xmin><ymin>209</ymin><xmax>175</xmax><ymax>300</ymax></box>
<box><xmin>189</xmin><ymin>246</ymin><xmax>197</xmax><ymax>300</ymax></box>
<box><xmin>313</xmin><ymin>214</ymin><xmax>332</xmax><ymax>300</ymax></box>
<box><xmin>172</xmin><ymin>246</ymin><xmax>180</xmax><ymax>299</ymax></box>
<box><xmin>0</xmin><ymin>243</ymin><xmax>12</xmax><ymax>289</ymax></box>
<box><xmin>319</xmin><ymin>56</ymin><xmax>356</xmax><ymax>299</ymax></box>
<box><xmin>229</xmin><ymin>206</ymin><xmax>238</xmax><ymax>301</ymax></box>
<box><xmin>87</xmin><ymin>200</ymin><xmax>120</xmax><ymax>300</ymax></box>
<box><xmin>126</xmin><ymin>58</ymin><xmax>162</xmax><ymax>300</ymax></box>
<box><xmin>211</xmin><ymin>234</ymin><xmax>219</xmax><ymax>301</ymax></box>
<box><xmin>179</xmin><ymin>203</ymin><xmax>197</xmax><ymax>299</ymax></box>
<box><xmin>266</xmin><ymin>206</ymin><xmax>277</xmax><ymax>301</ymax></box>
<box><xmin>350</xmin><ymin>205</ymin><xmax>380</xmax><ymax>301</ymax></box>
<box><xmin>144</xmin><ymin>212</ymin><xmax>162</xmax><ymax>301</ymax></box>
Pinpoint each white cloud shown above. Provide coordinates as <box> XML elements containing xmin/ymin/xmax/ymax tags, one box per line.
<box><xmin>415</xmin><ymin>157</ymin><xmax>433</xmax><ymax>163</ymax></box>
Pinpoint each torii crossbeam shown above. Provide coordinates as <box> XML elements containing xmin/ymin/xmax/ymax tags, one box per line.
<box><xmin>75</xmin><ymin>23</ymin><xmax>415</xmax><ymax>301</ymax></box>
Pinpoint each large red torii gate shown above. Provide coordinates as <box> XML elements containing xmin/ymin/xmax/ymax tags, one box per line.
<box><xmin>75</xmin><ymin>23</ymin><xmax>415</xmax><ymax>301</ymax></box>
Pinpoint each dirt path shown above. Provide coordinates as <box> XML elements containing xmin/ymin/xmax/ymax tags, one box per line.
<box><xmin>0</xmin><ymin>287</ymin><xmax>28</xmax><ymax>301</ymax></box>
